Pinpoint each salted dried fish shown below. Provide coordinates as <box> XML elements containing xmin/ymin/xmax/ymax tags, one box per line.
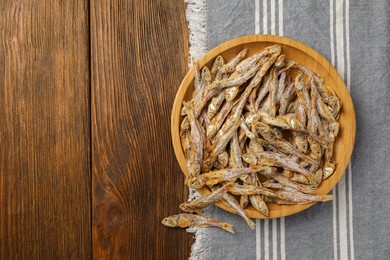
<box><xmin>185</xmin><ymin>103</ymin><xmax>204</xmax><ymax>184</ymax></box>
<box><xmin>211</xmin><ymin>55</ymin><xmax>225</xmax><ymax>81</ymax></box>
<box><xmin>180</xmin><ymin>183</ymin><xmax>233</xmax><ymax>212</ymax></box>
<box><xmin>278</xmin><ymin>82</ymin><xmax>295</xmax><ymax>115</ymax></box>
<box><xmin>189</xmin><ymin>166</ymin><xmax>264</xmax><ymax>188</ymax></box>
<box><xmin>230</xmin><ymin>183</ymin><xmax>333</xmax><ymax>204</ymax></box>
<box><xmin>162</xmin><ymin>213</ymin><xmax>235</xmax><ymax>234</ymax></box>
<box><xmin>268</xmin><ymin>55</ymin><xmax>286</xmax><ymax>117</ymax></box>
<box><xmin>249</xmin><ymin>174</ymin><xmax>269</xmax><ymax>216</ymax></box>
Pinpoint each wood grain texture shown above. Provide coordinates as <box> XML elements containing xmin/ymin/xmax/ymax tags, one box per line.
<box><xmin>172</xmin><ymin>34</ymin><xmax>356</xmax><ymax>218</ymax></box>
<box><xmin>90</xmin><ymin>0</ymin><xmax>192</xmax><ymax>259</ymax></box>
<box><xmin>0</xmin><ymin>1</ymin><xmax>91</xmax><ymax>259</ymax></box>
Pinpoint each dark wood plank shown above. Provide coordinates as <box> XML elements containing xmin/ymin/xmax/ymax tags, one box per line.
<box><xmin>0</xmin><ymin>1</ymin><xmax>91</xmax><ymax>258</ymax></box>
<box><xmin>90</xmin><ymin>0</ymin><xmax>192</xmax><ymax>259</ymax></box>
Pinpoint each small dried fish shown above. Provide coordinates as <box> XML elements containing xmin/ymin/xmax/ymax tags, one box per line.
<box><xmin>294</xmin><ymin>73</ymin><xmax>311</xmax><ymax>114</ymax></box>
<box><xmin>189</xmin><ymin>166</ymin><xmax>264</xmax><ymax>188</ymax></box>
<box><xmin>316</xmin><ymin>92</ymin><xmax>335</xmax><ymax>122</ymax></box>
<box><xmin>268</xmin><ymin>55</ymin><xmax>286</xmax><ymax>117</ymax></box>
<box><xmin>279</xmin><ymin>82</ymin><xmax>295</xmax><ymax>115</ymax></box>
<box><xmin>276</xmin><ymin>71</ymin><xmax>287</xmax><ymax>105</ymax></box>
<box><xmin>283</xmin><ymin>170</ymin><xmax>311</xmax><ymax>184</ymax></box>
<box><xmin>308</xmin><ymin>78</ymin><xmax>324</xmax><ymax>136</ymax></box>
<box><xmin>249</xmin><ymin>174</ymin><xmax>269</xmax><ymax>216</ymax></box>
<box><xmin>193</xmin><ymin>60</ymin><xmax>202</xmax><ymax>90</ymax></box>
<box><xmin>229</xmin><ymin>131</ymin><xmax>244</xmax><ymax>168</ymax></box>
<box><xmin>254</xmin><ymin>74</ymin><xmax>271</xmax><ymax>112</ymax></box>
<box><xmin>180</xmin><ymin>183</ymin><xmax>233</xmax><ymax>212</ymax></box>
<box><xmin>180</xmin><ymin>128</ymin><xmax>191</xmax><ymax>159</ymax></box>
<box><xmin>230</xmin><ymin>183</ymin><xmax>333</xmax><ymax>204</ymax></box>
<box><xmin>211</xmin><ymin>55</ymin><xmax>225</xmax><ymax>81</ymax></box>
<box><xmin>240</xmin><ymin>195</ymin><xmax>250</xmax><ymax>208</ymax></box>
<box><xmin>185</xmin><ymin>103</ymin><xmax>204</xmax><ymax>184</ymax></box>
<box><xmin>324</xmin><ymin>96</ymin><xmax>342</xmax><ymax>119</ymax></box>
<box><xmin>162</xmin><ymin>213</ymin><xmax>235</xmax><ymax>234</ymax></box>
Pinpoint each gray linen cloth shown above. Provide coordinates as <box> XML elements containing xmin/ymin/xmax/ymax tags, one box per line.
<box><xmin>184</xmin><ymin>0</ymin><xmax>390</xmax><ymax>259</ymax></box>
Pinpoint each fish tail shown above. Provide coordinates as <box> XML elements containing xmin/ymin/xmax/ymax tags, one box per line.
<box><xmin>222</xmin><ymin>223</ymin><xmax>235</xmax><ymax>234</ymax></box>
<box><xmin>322</xmin><ymin>194</ymin><xmax>334</xmax><ymax>202</ymax></box>
<box><xmin>261</xmin><ymin>208</ymin><xmax>269</xmax><ymax>217</ymax></box>
<box><xmin>245</xmin><ymin>218</ymin><xmax>256</xmax><ymax>230</ymax></box>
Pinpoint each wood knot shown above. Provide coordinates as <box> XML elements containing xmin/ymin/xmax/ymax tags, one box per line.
<box><xmin>105</xmin><ymin>203</ymin><xmax>124</xmax><ymax>231</ymax></box>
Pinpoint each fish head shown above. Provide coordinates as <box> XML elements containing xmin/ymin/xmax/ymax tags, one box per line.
<box><xmin>322</xmin><ymin>161</ymin><xmax>336</xmax><ymax>179</ymax></box>
<box><xmin>215</xmin><ymin>55</ymin><xmax>225</xmax><ymax>65</ymax></box>
<box><xmin>315</xmin><ymin>169</ymin><xmax>323</xmax><ymax>181</ymax></box>
<box><xmin>161</xmin><ymin>216</ymin><xmax>179</xmax><ymax>227</ymax></box>
<box><xmin>188</xmin><ymin>177</ymin><xmax>205</xmax><ymax>189</ymax></box>
<box><xmin>207</xmin><ymin>104</ymin><xmax>217</xmax><ymax>117</ymax></box>
<box><xmin>271</xmin><ymin>127</ymin><xmax>283</xmax><ymax>138</ymax></box>
<box><xmin>242</xmin><ymin>153</ymin><xmax>258</xmax><ymax>165</ymax></box>
<box><xmin>275</xmin><ymin>54</ymin><xmax>286</xmax><ymax>69</ymax></box>
<box><xmin>180</xmin><ymin>117</ymin><xmax>190</xmax><ymax>131</ymax></box>
<box><xmin>179</xmin><ymin>203</ymin><xmax>195</xmax><ymax>213</ymax></box>
<box><xmin>181</xmin><ymin>106</ymin><xmax>187</xmax><ymax>116</ymax></box>
<box><xmin>202</xmin><ymin>66</ymin><xmax>211</xmax><ymax>82</ymax></box>
<box><xmin>290</xmin><ymin>118</ymin><xmax>305</xmax><ymax>131</ymax></box>
<box><xmin>207</xmin><ymin>125</ymin><xmax>218</xmax><ymax>138</ymax></box>
<box><xmin>265</xmin><ymin>45</ymin><xmax>282</xmax><ymax>55</ymax></box>
<box><xmin>308</xmin><ymin>137</ymin><xmax>320</xmax><ymax>150</ymax></box>
<box><xmin>245</xmin><ymin>113</ymin><xmax>260</xmax><ymax>126</ymax></box>
<box><xmin>329</xmin><ymin>122</ymin><xmax>339</xmax><ymax>137</ymax></box>
<box><xmin>223</xmin><ymin>64</ymin><xmax>236</xmax><ymax>74</ymax></box>
<box><xmin>218</xmin><ymin>152</ymin><xmax>229</xmax><ymax>164</ymax></box>
<box><xmin>225</xmin><ymin>87</ymin><xmax>236</xmax><ymax>101</ymax></box>
<box><xmin>296</xmin><ymin>139</ymin><xmax>308</xmax><ymax>153</ymax></box>
<box><xmin>255</xmin><ymin>122</ymin><xmax>270</xmax><ymax>134</ymax></box>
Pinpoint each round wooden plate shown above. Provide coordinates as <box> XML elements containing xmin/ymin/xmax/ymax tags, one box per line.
<box><xmin>171</xmin><ymin>35</ymin><xmax>356</xmax><ymax>218</ymax></box>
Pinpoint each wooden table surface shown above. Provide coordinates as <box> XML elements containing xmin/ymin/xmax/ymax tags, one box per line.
<box><xmin>0</xmin><ymin>1</ymin><xmax>192</xmax><ymax>259</ymax></box>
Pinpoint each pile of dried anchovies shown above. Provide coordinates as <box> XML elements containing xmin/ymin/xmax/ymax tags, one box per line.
<box><xmin>162</xmin><ymin>45</ymin><xmax>342</xmax><ymax>233</ymax></box>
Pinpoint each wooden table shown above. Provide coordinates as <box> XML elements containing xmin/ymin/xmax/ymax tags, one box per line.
<box><xmin>0</xmin><ymin>1</ymin><xmax>192</xmax><ymax>259</ymax></box>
